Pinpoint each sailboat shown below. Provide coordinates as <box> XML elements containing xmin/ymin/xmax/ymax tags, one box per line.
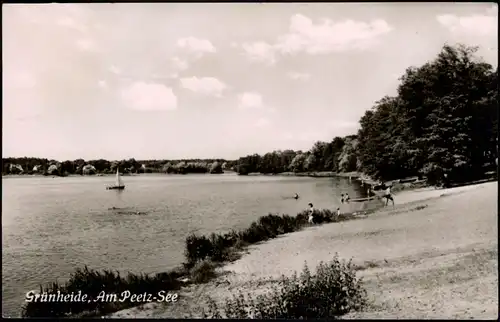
<box><xmin>106</xmin><ymin>168</ymin><xmax>125</xmax><ymax>190</ymax></box>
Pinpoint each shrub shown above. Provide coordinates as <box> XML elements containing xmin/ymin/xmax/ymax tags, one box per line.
<box><xmin>185</xmin><ymin>234</ymin><xmax>213</xmax><ymax>264</ymax></box>
<box><xmin>202</xmin><ymin>255</ymin><xmax>367</xmax><ymax>319</ymax></box>
<box><xmin>185</xmin><ymin>209</ymin><xmax>357</xmax><ymax>266</ymax></box>
<box><xmin>189</xmin><ymin>260</ymin><xmax>217</xmax><ymax>284</ymax></box>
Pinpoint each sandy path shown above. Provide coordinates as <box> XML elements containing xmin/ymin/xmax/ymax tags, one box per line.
<box><xmin>109</xmin><ymin>182</ymin><xmax>497</xmax><ymax>319</ymax></box>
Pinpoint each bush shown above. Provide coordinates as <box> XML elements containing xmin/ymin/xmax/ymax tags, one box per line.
<box><xmin>189</xmin><ymin>260</ymin><xmax>217</xmax><ymax>284</ymax></box>
<box><xmin>202</xmin><ymin>255</ymin><xmax>367</xmax><ymax>319</ymax></box>
<box><xmin>185</xmin><ymin>234</ymin><xmax>213</xmax><ymax>264</ymax></box>
<box><xmin>185</xmin><ymin>209</ymin><xmax>355</xmax><ymax>266</ymax></box>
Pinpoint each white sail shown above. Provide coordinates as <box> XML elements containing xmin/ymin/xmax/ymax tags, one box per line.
<box><xmin>116</xmin><ymin>168</ymin><xmax>124</xmax><ymax>187</ymax></box>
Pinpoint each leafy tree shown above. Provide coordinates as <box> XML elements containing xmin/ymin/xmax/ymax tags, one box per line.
<box><xmin>289</xmin><ymin>153</ymin><xmax>307</xmax><ymax>173</ymax></box>
<box><xmin>303</xmin><ymin>154</ymin><xmax>317</xmax><ymax>171</ymax></box>
<box><xmin>338</xmin><ymin>137</ymin><xmax>359</xmax><ymax>173</ymax></box>
<box><xmin>357</xmin><ymin>44</ymin><xmax>497</xmax><ymax>184</ymax></box>
<box><xmin>209</xmin><ymin>161</ymin><xmax>223</xmax><ymax>174</ymax></box>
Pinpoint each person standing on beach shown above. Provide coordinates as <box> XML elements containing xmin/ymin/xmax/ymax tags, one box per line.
<box><xmin>308</xmin><ymin>203</ymin><xmax>315</xmax><ymax>224</ymax></box>
<box><xmin>383</xmin><ymin>185</ymin><xmax>394</xmax><ymax>206</ymax></box>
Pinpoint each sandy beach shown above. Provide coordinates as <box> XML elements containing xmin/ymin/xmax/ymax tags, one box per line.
<box><xmin>108</xmin><ymin>181</ymin><xmax>497</xmax><ymax>319</ymax></box>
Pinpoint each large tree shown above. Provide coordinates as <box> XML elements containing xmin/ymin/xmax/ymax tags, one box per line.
<box><xmin>357</xmin><ymin>44</ymin><xmax>497</xmax><ymax>183</ymax></box>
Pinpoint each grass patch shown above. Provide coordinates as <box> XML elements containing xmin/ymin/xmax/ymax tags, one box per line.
<box><xmin>189</xmin><ymin>259</ymin><xmax>218</xmax><ymax>284</ymax></box>
<box><xmin>201</xmin><ymin>255</ymin><xmax>367</xmax><ymax>319</ymax></box>
<box><xmin>185</xmin><ymin>209</ymin><xmax>353</xmax><ymax>266</ymax></box>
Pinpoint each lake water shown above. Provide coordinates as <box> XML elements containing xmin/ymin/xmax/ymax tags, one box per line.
<box><xmin>2</xmin><ymin>173</ymin><xmax>365</xmax><ymax>317</ymax></box>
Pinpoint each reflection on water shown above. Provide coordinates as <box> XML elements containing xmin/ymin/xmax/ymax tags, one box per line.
<box><xmin>2</xmin><ymin>174</ymin><xmax>364</xmax><ymax>317</ymax></box>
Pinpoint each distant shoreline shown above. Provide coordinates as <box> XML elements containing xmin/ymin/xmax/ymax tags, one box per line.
<box><xmin>241</xmin><ymin>171</ymin><xmax>361</xmax><ymax>179</ymax></box>
<box><xmin>1</xmin><ymin>171</ymin><xmax>360</xmax><ymax>179</ymax></box>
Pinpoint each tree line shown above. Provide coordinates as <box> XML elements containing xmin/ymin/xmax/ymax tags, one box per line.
<box><xmin>236</xmin><ymin>135</ymin><xmax>358</xmax><ymax>175</ymax></box>
<box><xmin>3</xmin><ymin>44</ymin><xmax>497</xmax><ymax>185</ymax></box>
<box><xmin>2</xmin><ymin>157</ymin><xmax>238</xmax><ymax>176</ymax></box>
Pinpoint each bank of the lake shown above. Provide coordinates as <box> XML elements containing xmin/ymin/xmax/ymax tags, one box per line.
<box><xmin>1</xmin><ymin>170</ymin><xmax>356</xmax><ymax>178</ymax></box>
<box><xmin>244</xmin><ymin>171</ymin><xmax>360</xmax><ymax>178</ymax></box>
<box><xmin>108</xmin><ymin>181</ymin><xmax>497</xmax><ymax>319</ymax></box>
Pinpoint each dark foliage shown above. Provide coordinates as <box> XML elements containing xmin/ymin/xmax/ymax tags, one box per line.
<box><xmin>3</xmin><ymin>157</ymin><xmax>235</xmax><ymax>176</ymax></box>
<box><xmin>202</xmin><ymin>255</ymin><xmax>367</xmax><ymax>319</ymax></box>
<box><xmin>185</xmin><ymin>209</ymin><xmax>349</xmax><ymax>266</ymax></box>
<box><xmin>357</xmin><ymin>44</ymin><xmax>497</xmax><ymax>185</ymax></box>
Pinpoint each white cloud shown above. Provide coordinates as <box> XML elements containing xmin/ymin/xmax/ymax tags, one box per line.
<box><xmin>109</xmin><ymin>65</ymin><xmax>122</xmax><ymax>75</ymax></box>
<box><xmin>436</xmin><ymin>9</ymin><xmax>497</xmax><ymax>36</ymax></box>
<box><xmin>287</xmin><ymin>71</ymin><xmax>311</xmax><ymax>81</ymax></box>
<box><xmin>235</xmin><ymin>13</ymin><xmax>392</xmax><ymax>64</ymax></box>
<box><xmin>147</xmin><ymin>58</ymin><xmax>188</xmax><ymax>81</ymax></box>
<box><xmin>180</xmin><ymin>77</ymin><xmax>227</xmax><ymax>97</ymax></box>
<box><xmin>255</xmin><ymin>117</ymin><xmax>271</xmax><ymax>128</ymax></box>
<box><xmin>121</xmin><ymin>82</ymin><xmax>178</xmax><ymax>111</ymax></box>
<box><xmin>238</xmin><ymin>92</ymin><xmax>264</xmax><ymax>109</ymax></box>
<box><xmin>177</xmin><ymin>37</ymin><xmax>216</xmax><ymax>56</ymax></box>
<box><xmin>171</xmin><ymin>57</ymin><xmax>189</xmax><ymax>71</ymax></box>
<box><xmin>241</xmin><ymin>41</ymin><xmax>277</xmax><ymax>65</ymax></box>
<box><xmin>276</xmin><ymin>14</ymin><xmax>393</xmax><ymax>55</ymax></box>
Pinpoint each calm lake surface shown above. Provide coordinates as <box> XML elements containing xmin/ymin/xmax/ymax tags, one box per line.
<box><xmin>2</xmin><ymin>173</ymin><xmax>364</xmax><ymax>317</ymax></box>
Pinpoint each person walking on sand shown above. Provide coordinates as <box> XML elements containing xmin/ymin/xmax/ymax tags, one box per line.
<box><xmin>383</xmin><ymin>185</ymin><xmax>394</xmax><ymax>206</ymax></box>
<box><xmin>308</xmin><ymin>203</ymin><xmax>315</xmax><ymax>224</ymax></box>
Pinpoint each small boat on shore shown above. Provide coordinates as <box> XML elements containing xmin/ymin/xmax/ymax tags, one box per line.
<box><xmin>106</xmin><ymin>168</ymin><xmax>125</xmax><ymax>190</ymax></box>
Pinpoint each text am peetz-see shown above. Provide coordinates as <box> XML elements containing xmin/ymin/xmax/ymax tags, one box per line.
<box><xmin>26</xmin><ymin>290</ymin><xmax>179</xmax><ymax>303</ymax></box>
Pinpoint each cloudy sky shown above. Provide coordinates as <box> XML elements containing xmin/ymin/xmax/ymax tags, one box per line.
<box><xmin>3</xmin><ymin>3</ymin><xmax>497</xmax><ymax>160</ymax></box>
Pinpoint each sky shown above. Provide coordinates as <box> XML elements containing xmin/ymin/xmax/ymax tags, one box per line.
<box><xmin>2</xmin><ymin>3</ymin><xmax>498</xmax><ymax>161</ymax></box>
